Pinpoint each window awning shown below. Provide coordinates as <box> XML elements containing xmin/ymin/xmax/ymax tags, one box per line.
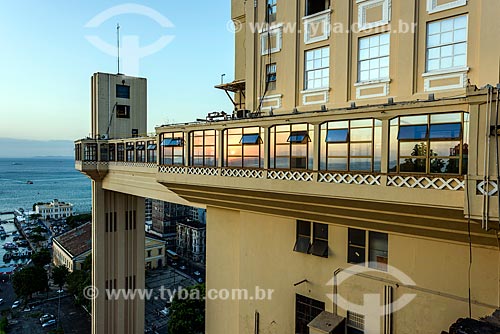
<box><xmin>326</xmin><ymin>129</ymin><xmax>349</xmax><ymax>143</ymax></box>
<box><xmin>136</xmin><ymin>145</ymin><xmax>145</xmax><ymax>150</ymax></box>
<box><xmin>240</xmin><ymin>134</ymin><xmax>262</xmax><ymax>145</ymax></box>
<box><xmin>308</xmin><ymin>311</ymin><xmax>345</xmax><ymax>334</ymax></box>
<box><xmin>147</xmin><ymin>144</ymin><xmax>157</xmax><ymax>150</ymax></box>
<box><xmin>429</xmin><ymin>123</ymin><xmax>461</xmax><ymax>140</ymax></box>
<box><xmin>161</xmin><ymin>138</ymin><xmax>183</xmax><ymax>147</ymax></box>
<box><xmin>288</xmin><ymin>131</ymin><xmax>311</xmax><ymax>144</ymax></box>
<box><xmin>398</xmin><ymin>125</ymin><xmax>428</xmax><ymax>140</ymax></box>
<box><xmin>126</xmin><ymin>144</ymin><xmax>135</xmax><ymax>151</ymax></box>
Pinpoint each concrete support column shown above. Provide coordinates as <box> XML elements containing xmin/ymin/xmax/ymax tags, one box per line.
<box><xmin>92</xmin><ymin>181</ymin><xmax>145</xmax><ymax>334</ymax></box>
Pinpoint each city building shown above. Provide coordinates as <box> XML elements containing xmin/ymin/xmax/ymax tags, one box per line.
<box><xmin>189</xmin><ymin>207</ymin><xmax>206</xmax><ymax>225</ymax></box>
<box><xmin>35</xmin><ymin>199</ymin><xmax>73</xmax><ymax>220</ymax></box>
<box><xmin>150</xmin><ymin>199</ymin><xmax>192</xmax><ymax>248</ymax></box>
<box><xmin>176</xmin><ymin>220</ymin><xmax>206</xmax><ymax>263</ymax></box>
<box><xmin>74</xmin><ymin>2</ymin><xmax>500</xmax><ymax>334</ymax></box>
<box><xmin>145</xmin><ymin>234</ymin><xmax>166</xmax><ymax>269</ymax></box>
<box><xmin>52</xmin><ymin>222</ymin><xmax>91</xmax><ymax>272</ymax></box>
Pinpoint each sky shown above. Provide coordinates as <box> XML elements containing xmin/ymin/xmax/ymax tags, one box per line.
<box><xmin>0</xmin><ymin>0</ymin><xmax>235</xmax><ymax>142</ymax></box>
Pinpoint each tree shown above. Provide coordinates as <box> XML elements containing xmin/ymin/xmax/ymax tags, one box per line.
<box><xmin>12</xmin><ymin>266</ymin><xmax>48</xmax><ymax>300</ymax></box>
<box><xmin>52</xmin><ymin>265</ymin><xmax>69</xmax><ymax>289</ymax></box>
<box><xmin>66</xmin><ymin>214</ymin><xmax>91</xmax><ymax>229</ymax></box>
<box><xmin>29</xmin><ymin>213</ymin><xmax>42</xmax><ymax>220</ymax></box>
<box><xmin>31</xmin><ymin>249</ymin><xmax>51</xmax><ymax>267</ymax></box>
<box><xmin>168</xmin><ymin>284</ymin><xmax>205</xmax><ymax>334</ymax></box>
<box><xmin>67</xmin><ymin>270</ymin><xmax>91</xmax><ymax>309</ymax></box>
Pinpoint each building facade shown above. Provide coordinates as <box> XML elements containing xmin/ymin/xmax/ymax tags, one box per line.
<box><xmin>75</xmin><ymin>1</ymin><xmax>500</xmax><ymax>334</ymax></box>
<box><xmin>35</xmin><ymin>199</ymin><xmax>73</xmax><ymax>220</ymax></box>
<box><xmin>150</xmin><ymin>199</ymin><xmax>192</xmax><ymax>248</ymax></box>
<box><xmin>176</xmin><ymin>220</ymin><xmax>206</xmax><ymax>263</ymax></box>
<box><xmin>145</xmin><ymin>234</ymin><xmax>166</xmax><ymax>269</ymax></box>
<box><xmin>52</xmin><ymin>222</ymin><xmax>91</xmax><ymax>272</ymax></box>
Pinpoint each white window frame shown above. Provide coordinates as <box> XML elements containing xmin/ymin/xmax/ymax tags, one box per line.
<box><xmin>304</xmin><ymin>47</ymin><xmax>330</xmax><ymax>91</ymax></box>
<box><xmin>427</xmin><ymin>0</ymin><xmax>467</xmax><ymax>14</ymax></box>
<box><xmin>260</xmin><ymin>24</ymin><xmax>283</xmax><ymax>55</ymax></box>
<box><xmin>356</xmin><ymin>0</ymin><xmax>391</xmax><ymax>31</ymax></box>
<box><xmin>303</xmin><ymin>9</ymin><xmax>332</xmax><ymax>45</ymax></box>
<box><xmin>425</xmin><ymin>15</ymin><xmax>468</xmax><ymax>74</ymax></box>
<box><xmin>358</xmin><ymin>32</ymin><xmax>390</xmax><ymax>83</ymax></box>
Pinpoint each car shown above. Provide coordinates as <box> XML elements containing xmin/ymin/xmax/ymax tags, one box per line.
<box><xmin>41</xmin><ymin>319</ymin><xmax>56</xmax><ymax>328</ymax></box>
<box><xmin>11</xmin><ymin>300</ymin><xmax>20</xmax><ymax>309</ymax></box>
<box><xmin>159</xmin><ymin>307</ymin><xmax>170</xmax><ymax>317</ymax></box>
<box><xmin>23</xmin><ymin>306</ymin><xmax>31</xmax><ymax>312</ymax></box>
<box><xmin>0</xmin><ymin>299</ymin><xmax>4</xmax><ymax>305</ymax></box>
<box><xmin>193</xmin><ymin>271</ymin><xmax>201</xmax><ymax>276</ymax></box>
<box><xmin>197</xmin><ymin>278</ymin><xmax>204</xmax><ymax>283</ymax></box>
<box><xmin>172</xmin><ymin>262</ymin><xmax>177</xmax><ymax>266</ymax></box>
<box><xmin>40</xmin><ymin>314</ymin><xmax>55</xmax><ymax>324</ymax></box>
<box><xmin>180</xmin><ymin>266</ymin><xmax>186</xmax><ymax>270</ymax></box>
<box><xmin>57</xmin><ymin>289</ymin><xmax>64</xmax><ymax>293</ymax></box>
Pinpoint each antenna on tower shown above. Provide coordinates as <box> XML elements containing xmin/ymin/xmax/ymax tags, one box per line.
<box><xmin>117</xmin><ymin>23</ymin><xmax>121</xmax><ymax>74</ymax></box>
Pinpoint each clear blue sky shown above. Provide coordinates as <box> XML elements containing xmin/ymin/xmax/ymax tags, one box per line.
<box><xmin>0</xmin><ymin>1</ymin><xmax>234</xmax><ymax>141</ymax></box>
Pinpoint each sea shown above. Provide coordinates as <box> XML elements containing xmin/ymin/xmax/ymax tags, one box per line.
<box><xmin>0</xmin><ymin>157</ymin><xmax>91</xmax><ymax>214</ymax></box>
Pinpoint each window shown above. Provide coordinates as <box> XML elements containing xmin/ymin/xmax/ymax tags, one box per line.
<box><xmin>389</xmin><ymin>112</ymin><xmax>469</xmax><ymax>174</ymax></box>
<box><xmin>223</xmin><ymin>127</ymin><xmax>264</xmax><ymax>168</ymax></box>
<box><xmin>305</xmin><ymin>47</ymin><xmax>329</xmax><ymax>90</ymax></box>
<box><xmin>267</xmin><ymin>0</ymin><xmax>276</xmax><ymax>22</ymax></box>
<box><xmin>158</xmin><ymin>248</ymin><xmax>162</xmax><ymax>255</ymax></box>
<box><xmin>369</xmin><ymin>231</ymin><xmax>388</xmax><ymax>271</ymax></box>
<box><xmin>109</xmin><ymin>143</ymin><xmax>116</xmax><ymax>161</ymax></box>
<box><xmin>147</xmin><ymin>250</ymin><xmax>151</xmax><ymax>257</ymax></box>
<box><xmin>293</xmin><ymin>220</ymin><xmax>311</xmax><ymax>254</ymax></box>
<box><xmin>136</xmin><ymin>141</ymin><xmax>145</xmax><ymax>162</ymax></box>
<box><xmin>190</xmin><ymin>130</ymin><xmax>217</xmax><ymax>167</ymax></box>
<box><xmin>116</xmin><ymin>84</ymin><xmax>130</xmax><ymax>99</ymax></box>
<box><xmin>348</xmin><ymin>228</ymin><xmax>388</xmax><ymax>271</ymax></box>
<box><xmin>294</xmin><ymin>221</ymin><xmax>328</xmax><ymax>258</ymax></box>
<box><xmin>347</xmin><ymin>311</ymin><xmax>365</xmax><ymax>334</ymax></box>
<box><xmin>348</xmin><ymin>228</ymin><xmax>366</xmax><ymax>264</ymax></box>
<box><xmin>116</xmin><ymin>105</ymin><xmax>130</xmax><ymax>118</ymax></box>
<box><xmin>147</xmin><ymin>141</ymin><xmax>157</xmax><ymax>163</ymax></box>
<box><xmin>426</xmin><ymin>15</ymin><xmax>467</xmax><ymax>72</ymax></box>
<box><xmin>306</xmin><ymin>0</ymin><xmax>329</xmax><ymax>16</ymax></box>
<box><xmin>358</xmin><ymin>33</ymin><xmax>390</xmax><ymax>82</ymax></box>
<box><xmin>83</xmin><ymin>143</ymin><xmax>97</xmax><ymax>161</ymax></box>
<box><xmin>310</xmin><ymin>223</ymin><xmax>328</xmax><ymax>257</ymax></box>
<box><xmin>126</xmin><ymin>143</ymin><xmax>135</xmax><ymax>162</ymax></box>
<box><xmin>295</xmin><ymin>294</ymin><xmax>325</xmax><ymax>334</ymax></box>
<box><xmin>266</xmin><ymin>63</ymin><xmax>277</xmax><ymax>91</ymax></box>
<box><xmin>320</xmin><ymin>119</ymin><xmax>382</xmax><ymax>172</ymax></box>
<box><xmin>117</xmin><ymin>143</ymin><xmax>125</xmax><ymax>162</ymax></box>
<box><xmin>270</xmin><ymin>124</ymin><xmax>313</xmax><ymax>170</ymax></box>
<box><xmin>160</xmin><ymin>132</ymin><xmax>185</xmax><ymax>165</ymax></box>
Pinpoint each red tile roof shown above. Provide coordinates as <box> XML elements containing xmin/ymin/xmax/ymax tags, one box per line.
<box><xmin>54</xmin><ymin>222</ymin><xmax>91</xmax><ymax>257</ymax></box>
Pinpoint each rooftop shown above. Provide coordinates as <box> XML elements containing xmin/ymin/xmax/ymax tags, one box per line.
<box><xmin>54</xmin><ymin>222</ymin><xmax>91</xmax><ymax>258</ymax></box>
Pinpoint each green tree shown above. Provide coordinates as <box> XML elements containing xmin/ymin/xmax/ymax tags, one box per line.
<box><xmin>31</xmin><ymin>249</ymin><xmax>51</xmax><ymax>267</ymax></box>
<box><xmin>0</xmin><ymin>316</ymin><xmax>7</xmax><ymax>334</ymax></box>
<box><xmin>29</xmin><ymin>213</ymin><xmax>42</xmax><ymax>220</ymax></box>
<box><xmin>52</xmin><ymin>265</ymin><xmax>69</xmax><ymax>289</ymax></box>
<box><xmin>168</xmin><ymin>284</ymin><xmax>205</xmax><ymax>334</ymax></box>
<box><xmin>67</xmin><ymin>270</ymin><xmax>91</xmax><ymax>310</ymax></box>
<box><xmin>12</xmin><ymin>266</ymin><xmax>48</xmax><ymax>300</ymax></box>
<box><xmin>66</xmin><ymin>214</ymin><xmax>91</xmax><ymax>229</ymax></box>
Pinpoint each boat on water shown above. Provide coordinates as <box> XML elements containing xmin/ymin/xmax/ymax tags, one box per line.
<box><xmin>26</xmin><ymin>181</ymin><xmax>33</xmax><ymax>185</ymax></box>
<box><xmin>11</xmin><ymin>162</ymin><xmax>21</xmax><ymax>166</ymax></box>
<box><xmin>3</xmin><ymin>243</ymin><xmax>18</xmax><ymax>250</ymax></box>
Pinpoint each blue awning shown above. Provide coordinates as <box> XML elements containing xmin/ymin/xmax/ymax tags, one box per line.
<box><xmin>326</xmin><ymin>129</ymin><xmax>349</xmax><ymax>143</ymax></box>
<box><xmin>240</xmin><ymin>134</ymin><xmax>261</xmax><ymax>145</ymax></box>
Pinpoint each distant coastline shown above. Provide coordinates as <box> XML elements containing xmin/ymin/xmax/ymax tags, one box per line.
<box><xmin>0</xmin><ymin>137</ymin><xmax>75</xmax><ymax>158</ymax></box>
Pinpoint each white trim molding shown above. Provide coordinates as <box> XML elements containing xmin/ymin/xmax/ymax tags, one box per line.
<box><xmin>423</xmin><ymin>67</ymin><xmax>469</xmax><ymax>92</ymax></box>
<box><xmin>355</xmin><ymin>79</ymin><xmax>391</xmax><ymax>99</ymax></box>
<box><xmin>260</xmin><ymin>24</ymin><xmax>283</xmax><ymax>55</ymax></box>
<box><xmin>300</xmin><ymin>88</ymin><xmax>330</xmax><ymax>105</ymax></box>
<box><xmin>302</xmin><ymin>9</ymin><xmax>332</xmax><ymax>45</ymax></box>
<box><xmin>427</xmin><ymin>0</ymin><xmax>467</xmax><ymax>14</ymax></box>
<box><xmin>259</xmin><ymin>94</ymin><xmax>282</xmax><ymax>111</ymax></box>
<box><xmin>357</xmin><ymin>0</ymin><xmax>391</xmax><ymax>30</ymax></box>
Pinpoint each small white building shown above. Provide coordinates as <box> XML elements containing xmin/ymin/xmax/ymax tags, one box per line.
<box><xmin>35</xmin><ymin>199</ymin><xmax>73</xmax><ymax>220</ymax></box>
<box><xmin>176</xmin><ymin>220</ymin><xmax>206</xmax><ymax>263</ymax></box>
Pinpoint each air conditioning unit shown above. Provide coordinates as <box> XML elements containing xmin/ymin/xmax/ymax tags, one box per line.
<box><xmin>235</xmin><ymin>109</ymin><xmax>250</xmax><ymax>119</ymax></box>
<box><xmin>101</xmin><ymin>134</ymin><xmax>109</xmax><ymax>140</ymax></box>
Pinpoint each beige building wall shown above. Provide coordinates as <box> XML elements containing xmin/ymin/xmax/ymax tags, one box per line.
<box><xmin>91</xmin><ymin>73</ymin><xmax>147</xmax><ymax>139</ymax></box>
<box><xmin>145</xmin><ymin>237</ymin><xmax>166</xmax><ymax>269</ymax></box>
<box><xmin>206</xmin><ymin>207</ymin><xmax>499</xmax><ymax>334</ymax></box>
<box><xmin>237</xmin><ymin>0</ymin><xmax>500</xmax><ymax>114</ymax></box>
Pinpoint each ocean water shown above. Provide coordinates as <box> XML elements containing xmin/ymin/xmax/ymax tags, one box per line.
<box><xmin>0</xmin><ymin>158</ymin><xmax>91</xmax><ymax>214</ymax></box>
